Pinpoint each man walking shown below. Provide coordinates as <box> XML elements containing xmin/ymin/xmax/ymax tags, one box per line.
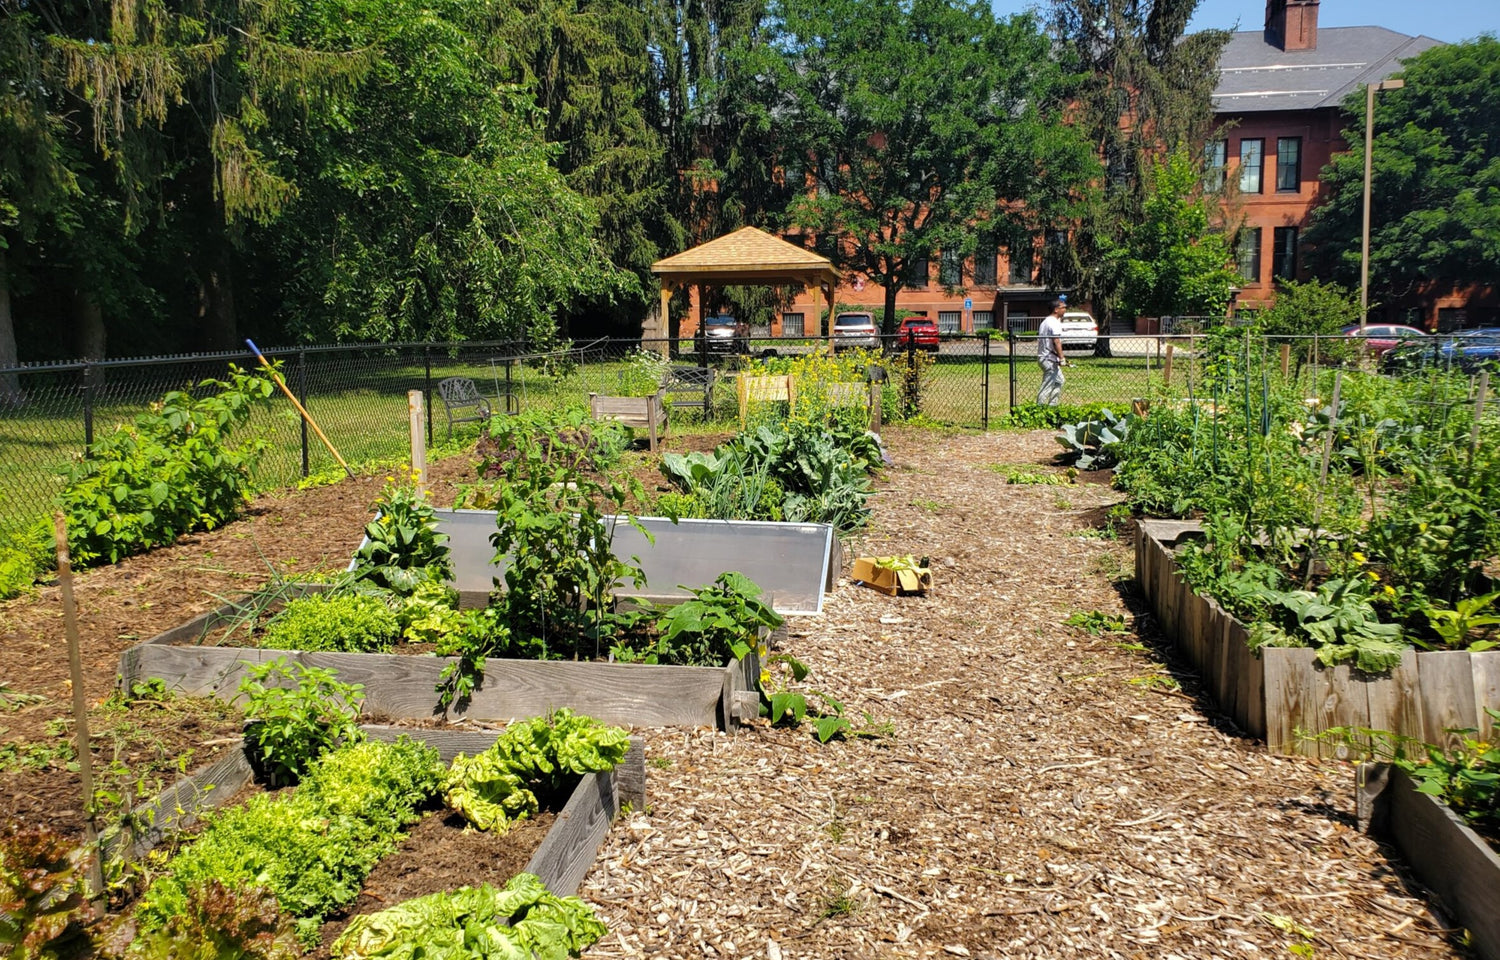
<box><xmin>1036</xmin><ymin>298</ymin><xmax>1068</xmax><ymax>406</ymax></box>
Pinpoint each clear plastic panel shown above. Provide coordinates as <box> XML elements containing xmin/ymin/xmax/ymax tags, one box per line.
<box><xmin>375</xmin><ymin>510</ymin><xmax>834</xmax><ymax>615</ymax></box>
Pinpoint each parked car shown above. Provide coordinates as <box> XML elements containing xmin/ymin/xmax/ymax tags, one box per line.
<box><xmin>1340</xmin><ymin>323</ymin><xmax>1428</xmax><ymax>358</ymax></box>
<box><xmin>1060</xmin><ymin>311</ymin><xmax>1100</xmax><ymax>354</ymax></box>
<box><xmin>832</xmin><ymin>312</ymin><xmax>880</xmax><ymax>352</ymax></box>
<box><xmin>1384</xmin><ymin>327</ymin><xmax>1500</xmax><ymax>374</ymax></box>
<box><xmin>895</xmin><ymin>316</ymin><xmax>940</xmax><ymax>352</ymax></box>
<box><xmin>698</xmin><ymin>314</ymin><xmax>749</xmax><ymax>355</ymax></box>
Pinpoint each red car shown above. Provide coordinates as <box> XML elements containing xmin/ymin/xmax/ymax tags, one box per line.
<box><xmin>895</xmin><ymin>316</ymin><xmax>940</xmax><ymax>352</ymax></box>
<box><xmin>1341</xmin><ymin>323</ymin><xmax>1428</xmax><ymax>358</ymax></box>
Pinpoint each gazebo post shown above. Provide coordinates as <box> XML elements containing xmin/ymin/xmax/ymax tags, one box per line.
<box><xmin>656</xmin><ymin>282</ymin><xmax>674</xmax><ymax>359</ymax></box>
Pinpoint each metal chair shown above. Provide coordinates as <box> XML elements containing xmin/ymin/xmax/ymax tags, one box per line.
<box><xmin>436</xmin><ymin>377</ymin><xmax>494</xmax><ymax>439</ymax></box>
<box><xmin>664</xmin><ymin>366</ymin><xmax>716</xmax><ymax>418</ymax></box>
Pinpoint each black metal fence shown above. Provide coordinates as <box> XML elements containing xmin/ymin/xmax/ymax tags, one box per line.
<box><xmin>3</xmin><ymin>328</ymin><xmax>1482</xmax><ymax>533</ymax></box>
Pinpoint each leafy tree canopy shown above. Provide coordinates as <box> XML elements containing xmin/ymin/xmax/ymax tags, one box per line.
<box><xmin>738</xmin><ymin>0</ymin><xmax>1098</xmax><ymax>332</ymax></box>
<box><xmin>1111</xmin><ymin>149</ymin><xmax>1239</xmax><ymax>319</ymax></box>
<box><xmin>1305</xmin><ymin>37</ymin><xmax>1500</xmax><ymax>298</ymax></box>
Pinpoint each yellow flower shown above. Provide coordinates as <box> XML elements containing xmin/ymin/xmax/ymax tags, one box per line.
<box><xmin>1384</xmin><ymin>585</ymin><xmax>1397</xmax><ymax>597</ymax></box>
<box><xmin>1366</xmin><ymin>571</ymin><xmax>1380</xmax><ymax>582</ymax></box>
<box><xmin>1352</xmin><ymin>551</ymin><xmax>1368</xmax><ymax>564</ymax></box>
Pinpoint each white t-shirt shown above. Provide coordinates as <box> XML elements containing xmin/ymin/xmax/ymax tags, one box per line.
<box><xmin>1037</xmin><ymin>315</ymin><xmax>1064</xmax><ymax>364</ymax></box>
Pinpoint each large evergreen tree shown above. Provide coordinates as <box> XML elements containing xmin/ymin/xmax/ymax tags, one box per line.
<box><xmin>1304</xmin><ymin>38</ymin><xmax>1500</xmax><ymax>303</ymax></box>
<box><xmin>740</xmin><ymin>0</ymin><xmax>1097</xmax><ymax>334</ymax></box>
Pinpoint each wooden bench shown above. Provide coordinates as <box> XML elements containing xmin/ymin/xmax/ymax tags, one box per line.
<box><xmin>589</xmin><ymin>391</ymin><xmax>667</xmax><ymax>451</ymax></box>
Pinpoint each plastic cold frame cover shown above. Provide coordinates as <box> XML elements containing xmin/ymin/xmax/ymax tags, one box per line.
<box><xmin>355</xmin><ymin>510</ymin><xmax>837</xmax><ymax>615</ymax></box>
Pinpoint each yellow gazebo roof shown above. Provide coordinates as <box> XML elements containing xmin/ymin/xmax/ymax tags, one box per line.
<box><xmin>651</xmin><ymin>226</ymin><xmax>840</xmax><ymax>285</ymax></box>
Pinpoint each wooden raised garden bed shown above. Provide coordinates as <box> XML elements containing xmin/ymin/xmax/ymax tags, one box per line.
<box><xmin>105</xmin><ymin>725</ymin><xmax>646</xmax><ymax>900</ymax></box>
<box><xmin>118</xmin><ymin>595</ymin><xmax>761</xmax><ymax>731</ymax></box>
<box><xmin>1357</xmin><ymin>764</ymin><xmax>1500</xmax><ymax>960</ymax></box>
<box><xmin>1135</xmin><ymin>519</ymin><xmax>1500</xmax><ymax>756</ymax></box>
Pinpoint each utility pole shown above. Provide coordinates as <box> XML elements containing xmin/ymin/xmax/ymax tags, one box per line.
<box><xmin>1360</xmin><ymin>78</ymin><xmax>1404</xmax><ymax>331</ymax></box>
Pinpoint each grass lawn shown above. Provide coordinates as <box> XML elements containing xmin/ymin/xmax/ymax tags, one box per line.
<box><xmin>0</xmin><ymin>349</ymin><xmax>1170</xmax><ymax>532</ymax></box>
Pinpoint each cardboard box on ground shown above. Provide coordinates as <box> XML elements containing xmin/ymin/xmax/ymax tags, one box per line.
<box><xmin>851</xmin><ymin>556</ymin><xmax>932</xmax><ymax>597</ymax></box>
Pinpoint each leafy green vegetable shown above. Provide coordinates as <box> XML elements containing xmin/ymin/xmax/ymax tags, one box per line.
<box><xmin>137</xmin><ymin>738</ymin><xmax>443</xmax><ymax>944</ymax></box>
<box><xmin>259</xmin><ymin>593</ymin><xmax>399</xmax><ymax>653</ymax></box>
<box><xmin>1247</xmin><ymin>578</ymin><xmax>1407</xmax><ymax>672</ymax></box>
<box><xmin>0</xmin><ymin>823</ymin><xmax>96</xmax><ymax>958</ymax></box>
<box><xmin>127</xmin><ymin>882</ymin><xmax>299</xmax><ymax>960</ymax></box>
<box><xmin>239</xmin><ymin>659</ymin><xmax>365</xmax><ymax>786</ymax></box>
<box><xmin>351</xmin><ymin>483</ymin><xmax>454</xmax><ymax>596</ymax></box>
<box><xmin>614</xmin><ymin>572</ymin><xmax>783</xmax><ymax>666</ymax></box>
<box><xmin>331</xmin><ymin>873</ymin><xmax>607</xmax><ymax>960</ymax></box>
<box><xmin>444</xmin><ymin>711</ymin><xmax>629</xmax><ymax>832</ymax></box>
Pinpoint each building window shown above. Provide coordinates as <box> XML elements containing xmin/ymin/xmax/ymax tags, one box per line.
<box><xmin>1272</xmin><ymin>226</ymin><xmax>1298</xmax><ymax>280</ymax></box>
<box><xmin>781</xmin><ymin>313</ymin><xmax>804</xmax><ymax>337</ymax></box>
<box><xmin>939</xmin><ymin>249</ymin><xmax>963</xmax><ymax>287</ymax></box>
<box><xmin>1204</xmin><ymin>140</ymin><xmax>1227</xmax><ymax>191</ymax></box>
<box><xmin>973</xmin><ymin>245</ymin><xmax>997</xmax><ymax>286</ymax></box>
<box><xmin>1239</xmin><ymin>139</ymin><xmax>1264</xmax><ymax>194</ymax></box>
<box><xmin>1236</xmin><ymin>227</ymin><xmax>1262</xmax><ymax>283</ymax></box>
<box><xmin>907</xmin><ymin>258</ymin><xmax>929</xmax><ymax>289</ymax></box>
<box><xmin>973</xmin><ymin>310</ymin><xmax>994</xmax><ymax>330</ymax></box>
<box><xmin>938</xmin><ymin>311</ymin><xmax>962</xmax><ymax>334</ymax></box>
<box><xmin>1008</xmin><ymin>237</ymin><xmax>1034</xmax><ymax>284</ymax></box>
<box><xmin>1276</xmin><ymin>137</ymin><xmax>1301</xmax><ymax>192</ymax></box>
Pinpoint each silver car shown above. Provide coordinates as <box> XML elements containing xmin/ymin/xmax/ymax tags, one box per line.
<box><xmin>833</xmin><ymin>312</ymin><xmax>880</xmax><ymax>351</ymax></box>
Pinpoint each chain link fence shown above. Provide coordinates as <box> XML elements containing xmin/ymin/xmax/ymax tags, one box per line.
<box><xmin>6</xmin><ymin>328</ymin><xmax>1483</xmax><ymax>533</ymax></box>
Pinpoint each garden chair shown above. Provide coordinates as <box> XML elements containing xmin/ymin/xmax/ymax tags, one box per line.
<box><xmin>436</xmin><ymin>377</ymin><xmax>498</xmax><ymax>439</ymax></box>
<box><xmin>664</xmin><ymin>366</ymin><xmax>716</xmax><ymax>418</ymax></box>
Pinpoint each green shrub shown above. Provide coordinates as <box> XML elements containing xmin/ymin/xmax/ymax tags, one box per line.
<box><xmin>137</xmin><ymin>737</ymin><xmax>442</xmax><ymax>945</ymax></box>
<box><xmin>58</xmin><ymin>365</ymin><xmax>274</xmax><ymax>566</ymax></box>
<box><xmin>239</xmin><ymin>659</ymin><xmax>365</xmax><ymax>786</ymax></box>
<box><xmin>259</xmin><ymin>593</ymin><xmax>399</xmax><ymax>653</ymax></box>
<box><xmin>615</xmin><ymin>572</ymin><xmax>783</xmax><ymax>666</ymax></box>
<box><xmin>0</xmin><ymin>548</ymin><xmax>35</xmax><ymax>601</ymax></box>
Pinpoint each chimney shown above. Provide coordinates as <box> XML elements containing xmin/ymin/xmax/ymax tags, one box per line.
<box><xmin>1265</xmin><ymin>0</ymin><xmax>1319</xmax><ymax>51</ymax></box>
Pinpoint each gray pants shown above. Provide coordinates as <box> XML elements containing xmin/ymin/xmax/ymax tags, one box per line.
<box><xmin>1037</xmin><ymin>360</ymin><xmax>1065</xmax><ymax>406</ymax></box>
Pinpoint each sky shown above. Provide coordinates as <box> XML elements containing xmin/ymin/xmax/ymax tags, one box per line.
<box><xmin>992</xmin><ymin>1</ymin><xmax>1500</xmax><ymax>44</ymax></box>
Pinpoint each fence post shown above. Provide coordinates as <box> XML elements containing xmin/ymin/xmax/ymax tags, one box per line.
<box><xmin>904</xmin><ymin>336</ymin><xmax>918</xmax><ymax>418</ymax></box>
<box><xmin>423</xmin><ymin>345</ymin><xmax>434</xmax><ymax>444</ymax></box>
<box><xmin>981</xmin><ymin>333</ymin><xmax>990</xmax><ymax>429</ymax></box>
<box><xmin>296</xmin><ymin>350</ymin><xmax>310</xmax><ymax>477</ymax></box>
<box><xmin>1007</xmin><ymin>321</ymin><xmax>1017</xmax><ymax>412</ymax></box>
<box><xmin>81</xmin><ymin>362</ymin><xmax>94</xmax><ymax>448</ymax></box>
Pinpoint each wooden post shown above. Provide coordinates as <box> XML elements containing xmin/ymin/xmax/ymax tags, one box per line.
<box><xmin>657</xmin><ymin>283</ymin><xmax>674</xmax><ymax>359</ymax></box>
<box><xmin>1162</xmin><ymin>343</ymin><xmax>1175</xmax><ymax>387</ymax></box>
<box><xmin>1279</xmin><ymin>343</ymin><xmax>1291</xmax><ymax>378</ymax></box>
<box><xmin>868</xmin><ymin>379</ymin><xmax>882</xmax><ymax>431</ymax></box>
<box><xmin>53</xmin><ymin>513</ymin><xmax>106</xmax><ymax>900</ymax></box>
<box><xmin>1471</xmin><ymin>371</ymin><xmax>1489</xmax><ymax>464</ymax></box>
<box><xmin>408</xmin><ymin>390</ymin><xmax>428</xmax><ymax>495</ymax></box>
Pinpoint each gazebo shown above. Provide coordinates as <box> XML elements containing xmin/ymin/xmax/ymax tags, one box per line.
<box><xmin>648</xmin><ymin>226</ymin><xmax>842</xmax><ymax>351</ymax></box>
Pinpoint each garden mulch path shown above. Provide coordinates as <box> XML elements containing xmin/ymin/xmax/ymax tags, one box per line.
<box><xmin>578</xmin><ymin>427</ymin><xmax>1465</xmax><ymax>960</ymax></box>
<box><xmin>0</xmin><ymin>428</ymin><xmax>1470</xmax><ymax>959</ymax></box>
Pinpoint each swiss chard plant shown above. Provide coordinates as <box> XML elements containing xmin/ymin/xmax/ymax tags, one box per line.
<box><xmin>350</xmin><ymin>482</ymin><xmax>453</xmax><ymax>595</ymax></box>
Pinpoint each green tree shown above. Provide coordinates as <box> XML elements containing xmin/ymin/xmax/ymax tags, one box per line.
<box><xmin>1113</xmin><ymin>150</ymin><xmax>1239</xmax><ymax>320</ymax></box>
<box><xmin>1252</xmin><ymin>278</ymin><xmax>1359</xmax><ymax>372</ymax></box>
<box><xmin>257</xmin><ymin>0</ymin><xmax>632</xmax><ymax>345</ymax></box>
<box><xmin>1305</xmin><ymin>37</ymin><xmax>1500</xmax><ymax>299</ymax></box>
<box><xmin>1048</xmin><ymin>0</ymin><xmax>1230</xmax><ymax>332</ymax></box>
<box><xmin>739</xmin><ymin>0</ymin><xmax>1097</xmax><ymax>334</ymax></box>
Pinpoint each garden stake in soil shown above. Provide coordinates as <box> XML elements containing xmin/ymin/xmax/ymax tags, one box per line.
<box><xmin>245</xmin><ymin>338</ymin><xmax>353</xmax><ymax>478</ymax></box>
<box><xmin>53</xmin><ymin>511</ymin><xmax>107</xmax><ymax>901</ymax></box>
<box><xmin>1304</xmin><ymin>370</ymin><xmax>1343</xmax><ymax>589</ymax></box>
<box><xmin>1471</xmin><ymin>370</ymin><xmax>1489</xmax><ymax>467</ymax></box>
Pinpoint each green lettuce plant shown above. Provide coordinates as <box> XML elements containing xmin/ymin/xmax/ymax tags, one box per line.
<box><xmin>259</xmin><ymin>593</ymin><xmax>398</xmax><ymax>653</ymax></box>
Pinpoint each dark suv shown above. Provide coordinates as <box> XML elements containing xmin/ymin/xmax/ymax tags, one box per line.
<box><xmin>698</xmin><ymin>314</ymin><xmax>750</xmax><ymax>355</ymax></box>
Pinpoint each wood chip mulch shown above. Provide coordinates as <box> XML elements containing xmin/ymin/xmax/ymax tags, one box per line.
<box><xmin>578</xmin><ymin>427</ymin><xmax>1464</xmax><ymax>960</ymax></box>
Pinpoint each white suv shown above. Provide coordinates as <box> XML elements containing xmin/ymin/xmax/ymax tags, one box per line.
<box><xmin>1059</xmin><ymin>311</ymin><xmax>1099</xmax><ymax>353</ymax></box>
<box><xmin>832</xmin><ymin>313</ymin><xmax>880</xmax><ymax>351</ymax></box>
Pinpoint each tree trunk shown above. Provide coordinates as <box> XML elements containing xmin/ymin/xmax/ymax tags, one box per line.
<box><xmin>882</xmin><ymin>279</ymin><xmax>899</xmax><ymax>335</ymax></box>
<box><xmin>0</xmin><ymin>247</ymin><xmax>20</xmax><ymax>403</ymax></box>
<box><xmin>72</xmin><ymin>277</ymin><xmax>107</xmax><ymax>361</ymax></box>
<box><xmin>204</xmin><ymin>235</ymin><xmax>239</xmax><ymax>351</ymax></box>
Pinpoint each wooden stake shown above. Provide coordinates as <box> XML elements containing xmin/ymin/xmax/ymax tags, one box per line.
<box><xmin>868</xmin><ymin>379</ymin><xmax>882</xmax><ymax>431</ymax></box>
<box><xmin>53</xmin><ymin>513</ymin><xmax>106</xmax><ymax>899</ymax></box>
<box><xmin>1162</xmin><ymin>343</ymin><xmax>1175</xmax><ymax>387</ymax></box>
<box><xmin>244</xmin><ymin>340</ymin><xmax>353</xmax><ymax>478</ymax></box>
<box><xmin>1279</xmin><ymin>343</ymin><xmax>1291</xmax><ymax>378</ymax></box>
<box><xmin>408</xmin><ymin>390</ymin><xmax>428</xmax><ymax>495</ymax></box>
<box><xmin>1471</xmin><ymin>371</ymin><xmax>1489</xmax><ymax>464</ymax></box>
